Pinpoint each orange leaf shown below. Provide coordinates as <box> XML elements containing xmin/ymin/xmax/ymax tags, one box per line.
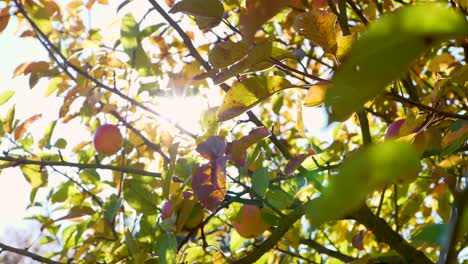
<box><xmin>0</xmin><ymin>7</ymin><xmax>10</xmax><ymax>33</ymax></box>
<box><xmin>14</xmin><ymin>114</ymin><xmax>42</xmax><ymax>140</ymax></box>
<box><xmin>13</xmin><ymin>61</ymin><xmax>50</xmax><ymax>77</ymax></box>
<box><xmin>192</xmin><ymin>161</ymin><xmax>227</xmax><ymax>211</ymax></box>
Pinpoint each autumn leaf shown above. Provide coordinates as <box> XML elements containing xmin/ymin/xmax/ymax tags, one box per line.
<box><xmin>0</xmin><ymin>7</ymin><xmax>10</xmax><ymax>33</ymax></box>
<box><xmin>14</xmin><ymin>114</ymin><xmax>42</xmax><ymax>140</ymax></box>
<box><xmin>192</xmin><ymin>161</ymin><xmax>227</xmax><ymax>211</ymax></box>
<box><xmin>169</xmin><ymin>0</ymin><xmax>224</xmax><ymax>29</ymax></box>
<box><xmin>229</xmin><ymin>127</ymin><xmax>270</xmax><ymax>167</ymax></box>
<box><xmin>196</xmin><ymin>136</ymin><xmax>226</xmax><ymax>160</ymax></box>
<box><xmin>209</xmin><ymin>41</ymin><xmax>249</xmax><ymax>69</ymax></box>
<box><xmin>303</xmin><ymin>82</ymin><xmax>329</xmax><ymax>107</ymax></box>
<box><xmin>13</xmin><ymin>61</ymin><xmax>50</xmax><ymax>77</ymax></box>
<box><xmin>294</xmin><ymin>10</ymin><xmax>338</xmax><ymax>54</ymax></box>
<box><xmin>218</xmin><ymin>76</ymin><xmax>292</xmax><ymax>121</ymax></box>
<box><xmin>240</xmin><ymin>0</ymin><xmax>288</xmax><ymax>43</ymax></box>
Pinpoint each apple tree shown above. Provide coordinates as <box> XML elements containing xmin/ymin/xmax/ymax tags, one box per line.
<box><xmin>0</xmin><ymin>0</ymin><xmax>467</xmax><ymax>263</ymax></box>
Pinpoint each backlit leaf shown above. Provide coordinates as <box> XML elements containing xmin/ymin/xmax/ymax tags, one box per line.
<box><xmin>123</xmin><ymin>179</ymin><xmax>159</xmax><ymax>214</ymax></box>
<box><xmin>326</xmin><ymin>4</ymin><xmax>468</xmax><ymax>121</ymax></box>
<box><xmin>21</xmin><ymin>165</ymin><xmax>48</xmax><ymax>188</ymax></box>
<box><xmin>209</xmin><ymin>41</ymin><xmax>248</xmax><ymax>69</ymax></box>
<box><xmin>3</xmin><ymin>105</ymin><xmax>15</xmax><ymax>133</ymax></box>
<box><xmin>13</xmin><ymin>61</ymin><xmax>49</xmax><ymax>77</ymax></box>
<box><xmin>252</xmin><ymin>168</ymin><xmax>268</xmax><ymax>197</ymax></box>
<box><xmin>294</xmin><ymin>10</ymin><xmax>337</xmax><ymax>54</ymax></box>
<box><xmin>240</xmin><ymin>0</ymin><xmax>288</xmax><ymax>42</ymax></box>
<box><xmin>218</xmin><ymin>76</ymin><xmax>292</xmax><ymax>121</ymax></box>
<box><xmin>192</xmin><ymin>161</ymin><xmax>227</xmax><ymax>211</ymax></box>
<box><xmin>303</xmin><ymin>82</ymin><xmax>329</xmax><ymax>107</ymax></box>
<box><xmin>229</xmin><ymin>127</ymin><xmax>270</xmax><ymax>167</ymax></box>
<box><xmin>196</xmin><ymin>136</ymin><xmax>226</xmax><ymax>160</ymax></box>
<box><xmin>14</xmin><ymin>114</ymin><xmax>42</xmax><ymax>140</ymax></box>
<box><xmin>121</xmin><ymin>13</ymin><xmax>154</xmax><ymax>76</ymax></box>
<box><xmin>0</xmin><ymin>7</ymin><xmax>10</xmax><ymax>33</ymax></box>
<box><xmin>159</xmin><ymin>232</ymin><xmax>177</xmax><ymax>264</ymax></box>
<box><xmin>305</xmin><ymin>141</ymin><xmax>421</xmax><ymax>226</ymax></box>
<box><xmin>0</xmin><ymin>90</ymin><xmax>15</xmax><ymax>106</ymax></box>
<box><xmin>212</xmin><ymin>41</ymin><xmax>273</xmax><ymax>84</ymax></box>
<box><xmin>162</xmin><ymin>143</ymin><xmax>178</xmax><ymax>200</ymax></box>
<box><xmin>169</xmin><ymin>0</ymin><xmax>224</xmax><ymax>29</ymax></box>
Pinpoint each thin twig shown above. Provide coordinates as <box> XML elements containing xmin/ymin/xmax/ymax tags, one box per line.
<box><xmin>0</xmin><ymin>242</ymin><xmax>64</xmax><ymax>264</ymax></box>
<box><xmin>0</xmin><ymin>155</ymin><xmax>169</xmax><ymax>180</ymax></box>
<box><xmin>387</xmin><ymin>92</ymin><xmax>468</xmax><ymax>120</ymax></box>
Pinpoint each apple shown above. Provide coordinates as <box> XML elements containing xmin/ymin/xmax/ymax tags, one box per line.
<box><xmin>93</xmin><ymin>124</ymin><xmax>123</xmax><ymax>156</ymax></box>
<box><xmin>161</xmin><ymin>191</ymin><xmax>204</xmax><ymax>233</ymax></box>
<box><xmin>233</xmin><ymin>204</ymin><xmax>270</xmax><ymax>238</ymax></box>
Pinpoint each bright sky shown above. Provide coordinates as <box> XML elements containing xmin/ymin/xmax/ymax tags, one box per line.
<box><xmin>0</xmin><ymin>1</ymin><xmax>332</xmax><ymax>243</ymax></box>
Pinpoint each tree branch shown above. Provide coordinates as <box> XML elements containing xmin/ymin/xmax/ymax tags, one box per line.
<box><xmin>0</xmin><ymin>155</ymin><xmax>171</xmax><ymax>181</ymax></box>
<box><xmin>351</xmin><ymin>205</ymin><xmax>433</xmax><ymax>264</ymax></box>
<box><xmin>299</xmin><ymin>238</ymin><xmax>355</xmax><ymax>262</ymax></box>
<box><xmin>109</xmin><ymin>110</ymin><xmax>170</xmax><ymax>163</ymax></box>
<box><xmin>387</xmin><ymin>92</ymin><xmax>468</xmax><ymax>120</ymax></box>
<box><xmin>14</xmin><ymin>0</ymin><xmax>196</xmax><ymax>139</ymax></box>
<box><xmin>0</xmin><ymin>242</ymin><xmax>64</xmax><ymax>264</ymax></box>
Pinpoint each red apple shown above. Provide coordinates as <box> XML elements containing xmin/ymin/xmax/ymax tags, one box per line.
<box><xmin>233</xmin><ymin>204</ymin><xmax>270</xmax><ymax>238</ymax></box>
<box><xmin>93</xmin><ymin>124</ymin><xmax>123</xmax><ymax>156</ymax></box>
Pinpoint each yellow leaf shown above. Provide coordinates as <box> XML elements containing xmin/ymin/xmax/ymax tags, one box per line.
<box><xmin>336</xmin><ymin>35</ymin><xmax>354</xmax><ymax>61</ymax></box>
<box><xmin>303</xmin><ymin>82</ymin><xmax>329</xmax><ymax>107</ymax></box>
<box><xmin>429</xmin><ymin>53</ymin><xmax>456</xmax><ymax>73</ymax></box>
<box><xmin>13</xmin><ymin>61</ymin><xmax>50</xmax><ymax>77</ymax></box>
<box><xmin>294</xmin><ymin>10</ymin><xmax>337</xmax><ymax>54</ymax></box>
<box><xmin>442</xmin><ymin>122</ymin><xmax>468</xmax><ymax>148</ymax></box>
<box><xmin>14</xmin><ymin>114</ymin><xmax>42</xmax><ymax>140</ymax></box>
<box><xmin>72</xmin><ymin>141</ymin><xmax>91</xmax><ymax>153</ymax></box>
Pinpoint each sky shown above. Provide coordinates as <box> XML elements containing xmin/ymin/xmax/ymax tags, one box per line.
<box><xmin>0</xmin><ymin>0</ymin><xmax>332</xmax><ymax>246</ymax></box>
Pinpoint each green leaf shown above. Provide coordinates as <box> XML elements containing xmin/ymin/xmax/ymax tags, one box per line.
<box><xmin>38</xmin><ymin>120</ymin><xmax>57</xmax><ymax>149</ymax></box>
<box><xmin>21</xmin><ymin>165</ymin><xmax>48</xmax><ymax>188</ymax></box>
<box><xmin>265</xmin><ymin>188</ymin><xmax>294</xmax><ymax>210</ymax></box>
<box><xmin>104</xmin><ymin>197</ymin><xmax>123</xmax><ymax>222</ymax></box>
<box><xmin>326</xmin><ymin>4</ymin><xmax>468</xmax><ymax>121</ymax></box>
<box><xmin>125</xmin><ymin>230</ymin><xmax>138</xmax><ymax>258</ymax></box>
<box><xmin>209</xmin><ymin>41</ymin><xmax>248</xmax><ymax>69</ymax></box>
<box><xmin>162</xmin><ymin>143</ymin><xmax>178</xmax><ymax>200</ymax></box>
<box><xmin>121</xmin><ymin>13</ymin><xmax>154</xmax><ymax>76</ymax></box>
<box><xmin>123</xmin><ymin>179</ymin><xmax>159</xmax><ymax>214</ymax></box>
<box><xmin>411</xmin><ymin>223</ymin><xmax>449</xmax><ymax>246</ymax></box>
<box><xmin>218</xmin><ymin>76</ymin><xmax>292</xmax><ymax>121</ymax></box>
<box><xmin>0</xmin><ymin>90</ymin><xmax>15</xmax><ymax>106</ymax></box>
<box><xmin>306</xmin><ymin>141</ymin><xmax>421</xmax><ymax>226</ymax></box>
<box><xmin>3</xmin><ymin>104</ymin><xmax>15</xmax><ymax>133</ymax></box>
<box><xmin>252</xmin><ymin>168</ymin><xmax>269</xmax><ymax>197</ymax></box>
<box><xmin>140</xmin><ymin>23</ymin><xmax>166</xmax><ymax>39</ymax></box>
<box><xmin>169</xmin><ymin>0</ymin><xmax>223</xmax><ymax>29</ymax></box>
<box><xmin>159</xmin><ymin>232</ymin><xmax>177</xmax><ymax>264</ymax></box>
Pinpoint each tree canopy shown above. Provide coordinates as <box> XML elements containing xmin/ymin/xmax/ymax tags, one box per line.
<box><xmin>0</xmin><ymin>0</ymin><xmax>467</xmax><ymax>263</ymax></box>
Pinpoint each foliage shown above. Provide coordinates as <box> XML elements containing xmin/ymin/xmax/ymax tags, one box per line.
<box><xmin>0</xmin><ymin>0</ymin><xmax>467</xmax><ymax>263</ymax></box>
